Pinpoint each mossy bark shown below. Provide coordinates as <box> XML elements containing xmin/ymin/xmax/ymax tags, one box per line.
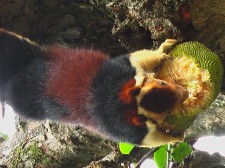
<box><xmin>0</xmin><ymin>0</ymin><xmax>224</xmax><ymax>167</ymax></box>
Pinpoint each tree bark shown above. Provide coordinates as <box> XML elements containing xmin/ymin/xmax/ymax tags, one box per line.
<box><xmin>0</xmin><ymin>0</ymin><xmax>224</xmax><ymax>167</ymax></box>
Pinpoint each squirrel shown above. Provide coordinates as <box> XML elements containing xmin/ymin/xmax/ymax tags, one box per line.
<box><xmin>0</xmin><ymin>29</ymin><xmax>187</xmax><ymax>147</ymax></box>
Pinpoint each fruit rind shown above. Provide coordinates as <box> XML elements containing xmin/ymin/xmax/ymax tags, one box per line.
<box><xmin>157</xmin><ymin>41</ymin><xmax>224</xmax><ymax>133</ymax></box>
<box><xmin>170</xmin><ymin>42</ymin><xmax>223</xmax><ymax>101</ymax></box>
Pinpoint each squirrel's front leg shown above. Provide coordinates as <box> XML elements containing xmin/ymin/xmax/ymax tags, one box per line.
<box><xmin>129</xmin><ymin>39</ymin><xmax>178</xmax><ymax>86</ymax></box>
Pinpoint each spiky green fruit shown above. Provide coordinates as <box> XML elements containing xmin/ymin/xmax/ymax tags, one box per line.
<box><xmin>157</xmin><ymin>42</ymin><xmax>224</xmax><ymax>133</ymax></box>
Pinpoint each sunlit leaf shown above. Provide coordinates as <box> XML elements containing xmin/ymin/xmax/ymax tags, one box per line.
<box><xmin>172</xmin><ymin>142</ymin><xmax>192</xmax><ymax>163</ymax></box>
<box><xmin>154</xmin><ymin>146</ymin><xmax>168</xmax><ymax>168</ymax></box>
<box><xmin>119</xmin><ymin>142</ymin><xmax>135</xmax><ymax>155</ymax></box>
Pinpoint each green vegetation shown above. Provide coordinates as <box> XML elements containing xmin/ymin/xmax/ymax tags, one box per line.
<box><xmin>119</xmin><ymin>142</ymin><xmax>192</xmax><ymax>168</ymax></box>
<box><xmin>0</xmin><ymin>132</ymin><xmax>9</xmax><ymax>142</ymax></box>
<box><xmin>8</xmin><ymin>141</ymin><xmax>54</xmax><ymax>168</ymax></box>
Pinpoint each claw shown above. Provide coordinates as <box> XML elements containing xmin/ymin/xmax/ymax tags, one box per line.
<box><xmin>158</xmin><ymin>39</ymin><xmax>178</xmax><ymax>54</ymax></box>
<box><xmin>160</xmin><ymin>53</ymin><xmax>170</xmax><ymax>60</ymax></box>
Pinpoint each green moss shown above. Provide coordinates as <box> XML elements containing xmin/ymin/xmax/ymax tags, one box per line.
<box><xmin>0</xmin><ymin>132</ymin><xmax>9</xmax><ymax>142</ymax></box>
<box><xmin>8</xmin><ymin>141</ymin><xmax>54</xmax><ymax>168</ymax></box>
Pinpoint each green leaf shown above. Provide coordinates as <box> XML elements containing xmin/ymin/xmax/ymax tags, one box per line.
<box><xmin>119</xmin><ymin>142</ymin><xmax>135</xmax><ymax>155</ymax></box>
<box><xmin>172</xmin><ymin>142</ymin><xmax>192</xmax><ymax>163</ymax></box>
<box><xmin>154</xmin><ymin>146</ymin><xmax>168</xmax><ymax>168</ymax></box>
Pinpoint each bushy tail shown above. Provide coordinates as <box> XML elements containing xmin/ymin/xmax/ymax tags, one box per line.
<box><xmin>0</xmin><ymin>29</ymin><xmax>41</xmax><ymax>106</ymax></box>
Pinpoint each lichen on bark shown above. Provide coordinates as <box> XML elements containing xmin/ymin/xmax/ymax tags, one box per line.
<box><xmin>0</xmin><ymin>0</ymin><xmax>224</xmax><ymax>167</ymax></box>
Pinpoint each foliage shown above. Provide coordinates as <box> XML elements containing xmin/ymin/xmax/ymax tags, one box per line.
<box><xmin>154</xmin><ymin>142</ymin><xmax>192</xmax><ymax>167</ymax></box>
<box><xmin>172</xmin><ymin>142</ymin><xmax>192</xmax><ymax>163</ymax></box>
<box><xmin>8</xmin><ymin>141</ymin><xmax>54</xmax><ymax>168</ymax></box>
<box><xmin>154</xmin><ymin>145</ymin><xmax>168</xmax><ymax>168</ymax></box>
<box><xmin>119</xmin><ymin>142</ymin><xmax>192</xmax><ymax>168</ymax></box>
<box><xmin>119</xmin><ymin>142</ymin><xmax>135</xmax><ymax>155</ymax></box>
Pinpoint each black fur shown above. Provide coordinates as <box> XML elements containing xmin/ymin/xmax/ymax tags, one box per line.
<box><xmin>0</xmin><ymin>29</ymin><xmax>148</xmax><ymax>145</ymax></box>
<box><xmin>0</xmin><ymin>30</ymin><xmax>40</xmax><ymax>103</ymax></box>
<box><xmin>0</xmin><ymin>30</ymin><xmax>70</xmax><ymax>119</ymax></box>
<box><xmin>91</xmin><ymin>55</ymin><xmax>148</xmax><ymax>144</ymax></box>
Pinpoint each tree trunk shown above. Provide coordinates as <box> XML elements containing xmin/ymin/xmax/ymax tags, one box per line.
<box><xmin>0</xmin><ymin>0</ymin><xmax>224</xmax><ymax>167</ymax></box>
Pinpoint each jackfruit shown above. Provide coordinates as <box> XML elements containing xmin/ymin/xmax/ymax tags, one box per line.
<box><xmin>156</xmin><ymin>42</ymin><xmax>224</xmax><ymax>134</ymax></box>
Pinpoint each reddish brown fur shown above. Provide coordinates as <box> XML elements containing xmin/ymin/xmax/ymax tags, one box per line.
<box><xmin>132</xmin><ymin>115</ymin><xmax>148</xmax><ymax>127</ymax></box>
<box><xmin>44</xmin><ymin>46</ymin><xmax>109</xmax><ymax>130</ymax></box>
<box><xmin>119</xmin><ymin>79</ymin><xmax>147</xmax><ymax>127</ymax></box>
<box><xmin>123</xmin><ymin>104</ymin><xmax>147</xmax><ymax>127</ymax></box>
<box><xmin>118</xmin><ymin>79</ymin><xmax>140</xmax><ymax>104</ymax></box>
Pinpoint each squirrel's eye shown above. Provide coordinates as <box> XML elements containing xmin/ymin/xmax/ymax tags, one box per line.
<box><xmin>153</xmin><ymin>66</ymin><xmax>159</xmax><ymax>74</ymax></box>
<box><xmin>158</xmin><ymin>81</ymin><xmax>167</xmax><ymax>85</ymax></box>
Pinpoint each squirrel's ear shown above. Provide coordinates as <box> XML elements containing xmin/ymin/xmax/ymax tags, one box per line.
<box><xmin>118</xmin><ymin>79</ymin><xmax>140</xmax><ymax>104</ymax></box>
